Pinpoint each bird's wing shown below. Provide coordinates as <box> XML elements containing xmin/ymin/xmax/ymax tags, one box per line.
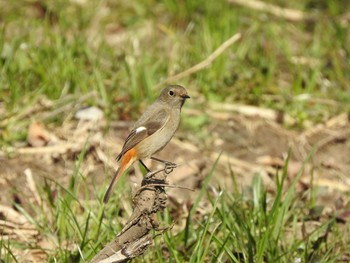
<box><xmin>116</xmin><ymin>109</ymin><xmax>169</xmax><ymax>161</ymax></box>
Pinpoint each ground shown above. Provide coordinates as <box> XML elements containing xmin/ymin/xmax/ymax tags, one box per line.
<box><xmin>1</xmin><ymin>0</ymin><xmax>350</xmax><ymax>262</ymax></box>
<box><xmin>1</xmin><ymin>104</ymin><xmax>350</xmax><ymax>261</ymax></box>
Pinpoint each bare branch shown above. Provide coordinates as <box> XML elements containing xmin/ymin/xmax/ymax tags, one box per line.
<box><xmin>90</xmin><ymin>168</ymin><xmax>174</xmax><ymax>262</ymax></box>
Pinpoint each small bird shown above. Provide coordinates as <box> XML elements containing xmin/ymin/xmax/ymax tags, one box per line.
<box><xmin>103</xmin><ymin>85</ymin><xmax>190</xmax><ymax>203</ymax></box>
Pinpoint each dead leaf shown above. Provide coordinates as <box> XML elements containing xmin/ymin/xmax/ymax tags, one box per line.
<box><xmin>336</xmin><ymin>210</ymin><xmax>350</xmax><ymax>223</ymax></box>
<box><xmin>27</xmin><ymin>121</ymin><xmax>50</xmax><ymax>147</ymax></box>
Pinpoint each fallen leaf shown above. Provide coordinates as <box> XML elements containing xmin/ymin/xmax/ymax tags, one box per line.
<box><xmin>27</xmin><ymin>121</ymin><xmax>50</xmax><ymax>147</ymax></box>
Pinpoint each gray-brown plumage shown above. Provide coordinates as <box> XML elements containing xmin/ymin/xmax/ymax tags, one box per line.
<box><xmin>104</xmin><ymin>85</ymin><xmax>190</xmax><ymax>203</ymax></box>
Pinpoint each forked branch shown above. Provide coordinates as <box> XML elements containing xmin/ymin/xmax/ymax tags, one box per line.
<box><xmin>90</xmin><ymin>167</ymin><xmax>173</xmax><ymax>263</ymax></box>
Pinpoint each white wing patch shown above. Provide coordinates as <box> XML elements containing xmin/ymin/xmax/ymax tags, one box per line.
<box><xmin>135</xmin><ymin>126</ymin><xmax>147</xmax><ymax>133</ymax></box>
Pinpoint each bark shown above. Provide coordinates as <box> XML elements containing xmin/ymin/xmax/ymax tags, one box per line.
<box><xmin>90</xmin><ymin>165</ymin><xmax>174</xmax><ymax>263</ymax></box>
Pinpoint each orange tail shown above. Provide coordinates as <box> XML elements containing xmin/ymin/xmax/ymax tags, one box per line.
<box><xmin>103</xmin><ymin>149</ymin><xmax>137</xmax><ymax>203</ymax></box>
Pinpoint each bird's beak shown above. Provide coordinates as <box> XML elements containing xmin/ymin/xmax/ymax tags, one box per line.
<box><xmin>181</xmin><ymin>94</ymin><xmax>190</xmax><ymax>99</ymax></box>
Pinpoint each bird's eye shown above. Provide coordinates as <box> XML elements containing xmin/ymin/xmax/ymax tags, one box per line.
<box><xmin>168</xmin><ymin>90</ymin><xmax>175</xmax><ymax>96</ymax></box>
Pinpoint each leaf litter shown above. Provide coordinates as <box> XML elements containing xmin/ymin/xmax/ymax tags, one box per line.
<box><xmin>1</xmin><ymin>99</ymin><xmax>350</xmax><ymax>261</ymax></box>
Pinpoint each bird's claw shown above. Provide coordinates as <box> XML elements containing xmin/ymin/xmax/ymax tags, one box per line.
<box><xmin>164</xmin><ymin>162</ymin><xmax>177</xmax><ymax>174</ymax></box>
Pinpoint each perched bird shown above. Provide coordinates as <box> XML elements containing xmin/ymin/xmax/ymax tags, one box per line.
<box><xmin>103</xmin><ymin>85</ymin><xmax>190</xmax><ymax>203</ymax></box>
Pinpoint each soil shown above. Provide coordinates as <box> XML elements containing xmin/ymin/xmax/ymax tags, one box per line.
<box><xmin>1</xmin><ymin>107</ymin><xmax>350</xmax><ymax>261</ymax></box>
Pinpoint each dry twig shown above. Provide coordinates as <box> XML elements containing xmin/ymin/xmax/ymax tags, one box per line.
<box><xmin>228</xmin><ymin>0</ymin><xmax>315</xmax><ymax>22</ymax></box>
<box><xmin>0</xmin><ymin>205</ymin><xmax>38</xmax><ymax>243</ymax></box>
<box><xmin>90</xmin><ymin>167</ymin><xmax>175</xmax><ymax>263</ymax></box>
<box><xmin>157</xmin><ymin>32</ymin><xmax>241</xmax><ymax>87</ymax></box>
<box><xmin>24</xmin><ymin>168</ymin><xmax>42</xmax><ymax>206</ymax></box>
<box><xmin>209</xmin><ymin>101</ymin><xmax>296</xmax><ymax>126</ymax></box>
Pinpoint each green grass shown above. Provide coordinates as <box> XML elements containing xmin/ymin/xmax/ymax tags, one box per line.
<box><xmin>141</xmin><ymin>152</ymin><xmax>348</xmax><ymax>263</ymax></box>
<box><xmin>1</xmin><ymin>150</ymin><xmax>348</xmax><ymax>262</ymax></box>
<box><xmin>1</xmin><ymin>0</ymin><xmax>350</xmax><ymax>134</ymax></box>
<box><xmin>1</xmin><ymin>0</ymin><xmax>350</xmax><ymax>262</ymax></box>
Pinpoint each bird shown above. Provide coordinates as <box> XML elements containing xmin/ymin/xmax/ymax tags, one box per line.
<box><xmin>103</xmin><ymin>85</ymin><xmax>190</xmax><ymax>203</ymax></box>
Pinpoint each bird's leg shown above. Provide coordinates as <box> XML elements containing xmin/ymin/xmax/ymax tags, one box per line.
<box><xmin>139</xmin><ymin>160</ymin><xmax>151</xmax><ymax>173</ymax></box>
<box><xmin>151</xmin><ymin>156</ymin><xmax>177</xmax><ymax>174</ymax></box>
